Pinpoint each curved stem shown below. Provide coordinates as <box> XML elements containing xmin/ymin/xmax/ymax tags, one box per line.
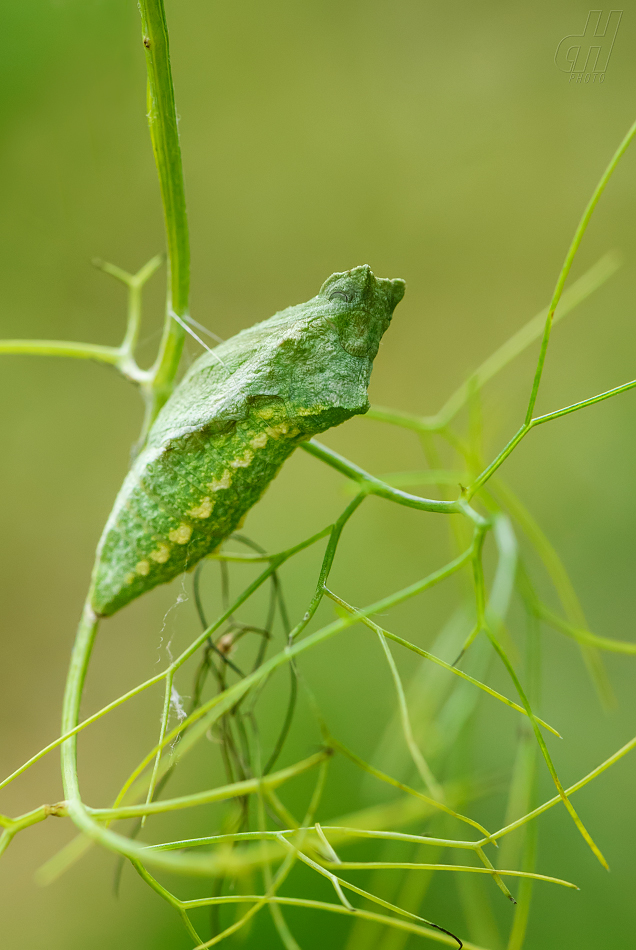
<box><xmin>60</xmin><ymin>600</ymin><xmax>100</xmax><ymax>835</ymax></box>
<box><xmin>301</xmin><ymin>439</ymin><xmax>459</xmax><ymax>514</ymax></box>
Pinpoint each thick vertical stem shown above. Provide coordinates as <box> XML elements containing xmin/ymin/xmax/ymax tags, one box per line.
<box><xmin>137</xmin><ymin>0</ymin><xmax>190</xmax><ymax>420</ymax></box>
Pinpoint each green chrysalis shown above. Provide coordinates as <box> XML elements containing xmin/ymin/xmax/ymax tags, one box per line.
<box><xmin>91</xmin><ymin>265</ymin><xmax>405</xmax><ymax>616</ymax></box>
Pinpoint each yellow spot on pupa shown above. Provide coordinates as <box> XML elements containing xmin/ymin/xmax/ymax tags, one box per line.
<box><xmin>150</xmin><ymin>542</ymin><xmax>171</xmax><ymax>563</ymax></box>
<box><xmin>125</xmin><ymin>571</ymin><xmax>136</xmax><ymax>585</ymax></box>
<box><xmin>230</xmin><ymin>448</ymin><xmax>254</xmax><ymax>469</ymax></box>
<box><xmin>266</xmin><ymin>422</ymin><xmax>301</xmax><ymax>440</ymax></box>
<box><xmin>135</xmin><ymin>560</ymin><xmax>150</xmax><ymax>576</ymax></box>
<box><xmin>235</xmin><ymin>513</ymin><xmax>247</xmax><ymax>529</ymax></box>
<box><xmin>209</xmin><ymin>470</ymin><xmax>232</xmax><ymax>492</ymax></box>
<box><xmin>188</xmin><ymin>496</ymin><xmax>214</xmax><ymax>519</ymax></box>
<box><xmin>169</xmin><ymin>523</ymin><xmax>192</xmax><ymax>545</ymax></box>
<box><xmin>250</xmin><ymin>432</ymin><xmax>268</xmax><ymax>449</ymax></box>
<box><xmin>257</xmin><ymin>407</ymin><xmax>275</xmax><ymax>420</ymax></box>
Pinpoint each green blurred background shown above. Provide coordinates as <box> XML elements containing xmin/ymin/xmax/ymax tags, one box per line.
<box><xmin>2</xmin><ymin>1</ymin><xmax>636</xmax><ymax>947</ymax></box>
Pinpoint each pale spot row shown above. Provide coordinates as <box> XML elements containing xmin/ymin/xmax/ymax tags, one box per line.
<box><xmin>187</xmin><ymin>496</ymin><xmax>214</xmax><ymax>519</ymax></box>
<box><xmin>169</xmin><ymin>523</ymin><xmax>192</xmax><ymax>545</ymax></box>
<box><xmin>230</xmin><ymin>448</ymin><xmax>254</xmax><ymax>469</ymax></box>
<box><xmin>209</xmin><ymin>470</ymin><xmax>232</xmax><ymax>492</ymax></box>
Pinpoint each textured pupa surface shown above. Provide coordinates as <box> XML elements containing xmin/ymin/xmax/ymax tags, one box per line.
<box><xmin>91</xmin><ymin>265</ymin><xmax>405</xmax><ymax>616</ymax></box>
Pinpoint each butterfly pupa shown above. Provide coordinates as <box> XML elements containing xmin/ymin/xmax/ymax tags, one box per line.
<box><xmin>91</xmin><ymin>265</ymin><xmax>405</xmax><ymax>616</ymax></box>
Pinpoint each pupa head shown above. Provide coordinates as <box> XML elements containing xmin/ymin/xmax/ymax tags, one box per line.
<box><xmin>318</xmin><ymin>264</ymin><xmax>406</xmax><ymax>359</ymax></box>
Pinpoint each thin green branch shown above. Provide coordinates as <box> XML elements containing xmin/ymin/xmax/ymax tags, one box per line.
<box><xmin>130</xmin><ymin>859</ymin><xmax>204</xmax><ymax>944</ymax></box>
<box><xmin>468</xmin><ymin>370</ymin><xmax>636</xmax><ymax>498</ymax></box>
<box><xmin>55</xmin><ymin>550</ymin><xmax>474</xmax><ymax>878</ymax></box>
<box><xmin>0</xmin><ymin>667</ymin><xmax>167</xmax><ymax>792</ymax></box>
<box><xmin>191</xmin><ymin>765</ymin><xmax>328</xmax><ymax>948</ymax></box>
<box><xmin>289</xmin><ymin>492</ymin><xmax>366</xmax><ymax>642</ymax></box>
<box><xmin>365</xmin><ymin>253</ymin><xmax>619</xmax><ymax>432</ymax></box>
<box><xmin>525</xmin><ymin>118</ymin><xmax>636</xmax><ymax>423</ymax></box>
<box><xmin>256</xmin><ymin>777</ymin><xmax>303</xmax><ymax>950</ymax></box>
<box><xmin>437</xmin><ymin>251</ymin><xmax>620</xmax><ymax>427</ymax></box>
<box><xmin>0</xmin><ymin>255</ymin><xmax>165</xmax><ymax>389</ymax></box>
<box><xmin>327</xmin><ymin>861</ymin><xmax>575</xmax><ymax>889</ymax></box>
<box><xmin>531</xmin><ymin>378</ymin><xmax>636</xmax><ymax>426</ymax></box>
<box><xmin>487</xmin><ymin>733</ymin><xmax>636</xmax><ymax>843</ymax></box>
<box><xmin>482</xmin><ymin>621</ymin><xmax>607</xmax><ymax>868</ymax></box>
<box><xmin>91</xmin><ymin>751</ymin><xmax>328</xmax><ymax>822</ymax></box>
<box><xmin>301</xmin><ymin>440</ymin><xmax>459</xmax><ymax>514</ymax></box>
<box><xmin>467</xmin><ymin>425</ymin><xmax>528</xmax><ymax>498</ymax></box>
<box><xmin>375</xmin><ymin>630</ymin><xmax>444</xmax><ymax>798</ymax></box>
<box><xmin>472</xmin><ymin>845</ymin><xmax>513</xmax><ymax>903</ymax></box>
<box><xmin>114</xmin><ymin>544</ymin><xmax>476</xmax><ymax>807</ymax></box>
<box><xmin>147</xmin><ymin>827</ymin><xmax>479</xmax><ymax>854</ymax></box>
<box><xmin>537</xmin><ymin>604</ymin><xmax>636</xmax><ymax>655</ymax></box>
<box><xmin>462</xmin><ymin>523</ymin><xmax>607</xmax><ymax>870</ymax></box>
<box><xmin>506</xmin><ymin>822</ymin><xmax>537</xmax><ymax>950</ymax></box>
<box><xmin>490</xmin><ymin>479</ymin><xmax>612</xmax><ymax>707</ymax></box>
<box><xmin>182</xmin><ymin>895</ymin><xmax>487</xmax><ymax>950</ymax></box>
<box><xmin>328</xmin><ymin>736</ymin><xmax>491</xmax><ymax>839</ymax></box>
<box><xmin>142</xmin><ymin>670</ymin><xmax>175</xmax><ymax>822</ymax></box>
<box><xmin>94</xmin><ymin>253</ymin><xmax>164</xmax><ymax>358</ymax></box>
<box><xmin>0</xmin><ymin>339</ymin><xmax>121</xmax><ymax>364</ymax></box>
<box><xmin>323</xmin><ymin>588</ymin><xmax>559</xmax><ymax>735</ymax></box>
<box><xmin>276</xmin><ymin>836</ymin><xmax>462</xmax><ymax>944</ymax></box>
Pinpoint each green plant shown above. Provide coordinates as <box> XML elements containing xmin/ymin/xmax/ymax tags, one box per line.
<box><xmin>2</xmin><ymin>3</ymin><xmax>636</xmax><ymax>948</ymax></box>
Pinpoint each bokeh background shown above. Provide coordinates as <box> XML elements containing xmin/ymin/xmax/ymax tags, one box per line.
<box><xmin>2</xmin><ymin>1</ymin><xmax>636</xmax><ymax>947</ymax></box>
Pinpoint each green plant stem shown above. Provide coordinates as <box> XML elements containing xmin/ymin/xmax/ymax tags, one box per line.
<box><xmin>469</xmin><ymin>373</ymin><xmax>636</xmax><ymax>497</ymax></box>
<box><xmin>182</xmin><ymin>897</ymin><xmax>488</xmax><ymax>950</ymax></box>
<box><xmin>328</xmin><ymin>736</ymin><xmax>491</xmax><ymax>839</ymax></box>
<box><xmin>255</xmin><ymin>781</ymin><xmax>302</xmax><ymax>950</ymax></box>
<box><xmin>537</xmin><ymin>604</ymin><xmax>636</xmax><ymax>653</ymax></box>
<box><xmin>110</xmin><ymin>525</ymin><xmax>338</xmax><ymax>808</ymax></box>
<box><xmin>0</xmin><ymin>255</ymin><xmax>165</xmax><ymax>396</ymax></box>
<box><xmin>301</xmin><ymin>440</ymin><xmax>459</xmax><ymax>513</ymax></box>
<box><xmin>142</xmin><ymin>670</ymin><xmax>175</xmax><ymax>822</ymax></box>
<box><xmin>91</xmin><ymin>751</ymin><xmax>328</xmax><ymax>822</ymax></box>
<box><xmin>531</xmin><ymin>378</ymin><xmax>636</xmax><ymax>426</ymax></box>
<box><xmin>482</xmin><ymin>593</ymin><xmax>607</xmax><ymax>866</ymax></box>
<box><xmin>0</xmin><ymin>667</ymin><xmax>168</xmax><ymax>792</ymax></box>
<box><xmin>525</xmin><ymin>119</ymin><xmax>636</xmax><ymax>423</ymax></box>
<box><xmin>147</xmin><ymin>828</ymin><xmax>480</xmax><ymax>853</ymax></box>
<box><xmin>324</xmin><ymin>862</ymin><xmax>574</xmax><ymax>889</ymax></box>
<box><xmin>95</xmin><ymin>253</ymin><xmax>164</xmax><ymax>357</ymax></box>
<box><xmin>490</xmin><ymin>478</ymin><xmax>613</xmax><ymax>707</ymax></box>
<box><xmin>54</xmin><ymin>545</ymin><xmax>472</xmax><ymax>877</ymax></box>
<box><xmin>276</xmin><ymin>835</ymin><xmax>464</xmax><ymax>939</ymax></box>
<box><xmin>365</xmin><ymin>252</ymin><xmax>619</xmax><ymax>432</ymax></box>
<box><xmin>440</xmin><ymin>252</ymin><xmax>620</xmax><ymax>427</ymax></box>
<box><xmin>130</xmin><ymin>859</ymin><xmax>204</xmax><ymax>944</ymax></box>
<box><xmin>0</xmin><ymin>339</ymin><xmax>121</xmax><ymax>365</ymax></box>
<box><xmin>288</xmin><ymin>492</ymin><xmax>366</xmax><ymax>642</ymax></box>
<box><xmin>115</xmin><ymin>545</ymin><xmax>476</xmax><ymax>791</ymax></box>
<box><xmin>137</xmin><ymin>0</ymin><xmax>190</xmax><ymax>422</ymax></box>
<box><xmin>323</xmin><ymin>589</ymin><xmax>559</xmax><ymax>736</ymax></box>
<box><xmin>375</xmin><ymin>630</ymin><xmax>444</xmax><ymax>798</ymax></box>
<box><xmin>0</xmin><ymin>3</ymin><xmax>191</xmax><ymax>442</ymax></box>
<box><xmin>506</xmin><ymin>823</ymin><xmax>537</xmax><ymax>950</ymax></box>
<box><xmin>191</xmin><ymin>763</ymin><xmax>329</xmax><ymax>948</ymax></box>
